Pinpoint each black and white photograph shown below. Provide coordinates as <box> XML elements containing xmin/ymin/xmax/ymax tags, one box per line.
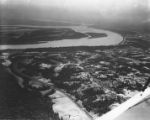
<box><xmin>0</xmin><ymin>0</ymin><xmax>150</xmax><ymax>120</ymax></box>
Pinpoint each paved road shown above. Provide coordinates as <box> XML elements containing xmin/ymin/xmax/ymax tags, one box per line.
<box><xmin>114</xmin><ymin>96</ymin><xmax>150</xmax><ymax>120</ymax></box>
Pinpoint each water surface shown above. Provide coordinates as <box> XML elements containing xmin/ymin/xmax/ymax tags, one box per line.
<box><xmin>0</xmin><ymin>26</ymin><xmax>123</xmax><ymax>50</ymax></box>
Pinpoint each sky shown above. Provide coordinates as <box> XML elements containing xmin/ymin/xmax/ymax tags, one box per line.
<box><xmin>0</xmin><ymin>0</ymin><xmax>149</xmax><ymax>11</ymax></box>
<box><xmin>0</xmin><ymin>0</ymin><xmax>150</xmax><ymax>25</ymax></box>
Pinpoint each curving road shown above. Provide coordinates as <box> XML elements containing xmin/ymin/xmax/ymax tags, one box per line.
<box><xmin>0</xmin><ymin>25</ymin><xmax>123</xmax><ymax>120</ymax></box>
<box><xmin>9</xmin><ymin>61</ymin><xmax>93</xmax><ymax>120</ymax></box>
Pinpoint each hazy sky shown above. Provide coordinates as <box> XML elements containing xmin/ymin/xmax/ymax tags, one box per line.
<box><xmin>0</xmin><ymin>0</ymin><xmax>150</xmax><ymax>24</ymax></box>
<box><xmin>0</xmin><ymin>0</ymin><xmax>149</xmax><ymax>11</ymax></box>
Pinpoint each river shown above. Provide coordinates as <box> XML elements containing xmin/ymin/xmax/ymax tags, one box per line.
<box><xmin>1</xmin><ymin>25</ymin><xmax>150</xmax><ymax>120</ymax></box>
<box><xmin>0</xmin><ymin>26</ymin><xmax>123</xmax><ymax>50</ymax></box>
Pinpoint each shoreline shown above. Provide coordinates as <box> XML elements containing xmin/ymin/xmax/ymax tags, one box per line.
<box><xmin>0</xmin><ymin>25</ymin><xmax>123</xmax><ymax>50</ymax></box>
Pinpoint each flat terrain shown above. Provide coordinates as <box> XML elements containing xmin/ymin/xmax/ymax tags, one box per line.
<box><xmin>0</xmin><ymin>26</ymin><xmax>108</xmax><ymax>45</ymax></box>
<box><xmin>0</xmin><ymin>25</ymin><xmax>150</xmax><ymax>120</ymax></box>
<box><xmin>0</xmin><ymin>26</ymin><xmax>87</xmax><ymax>44</ymax></box>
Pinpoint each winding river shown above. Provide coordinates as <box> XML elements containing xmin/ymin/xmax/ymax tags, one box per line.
<box><xmin>1</xmin><ymin>26</ymin><xmax>150</xmax><ymax>120</ymax></box>
<box><xmin>0</xmin><ymin>26</ymin><xmax>123</xmax><ymax>50</ymax></box>
<box><xmin>0</xmin><ymin>25</ymin><xmax>123</xmax><ymax>120</ymax></box>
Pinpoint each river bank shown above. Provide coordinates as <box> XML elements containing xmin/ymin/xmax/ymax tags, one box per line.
<box><xmin>0</xmin><ymin>26</ymin><xmax>123</xmax><ymax>50</ymax></box>
<box><xmin>1</xmin><ymin>25</ymin><xmax>150</xmax><ymax>120</ymax></box>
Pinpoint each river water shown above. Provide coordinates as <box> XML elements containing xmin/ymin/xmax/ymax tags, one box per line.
<box><xmin>1</xmin><ymin>25</ymin><xmax>149</xmax><ymax>120</ymax></box>
<box><xmin>0</xmin><ymin>26</ymin><xmax>123</xmax><ymax>50</ymax></box>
